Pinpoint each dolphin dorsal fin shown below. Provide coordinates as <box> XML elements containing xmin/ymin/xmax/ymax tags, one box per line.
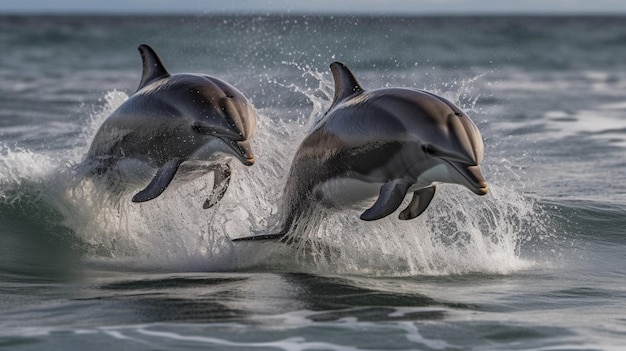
<box><xmin>136</xmin><ymin>44</ymin><xmax>170</xmax><ymax>92</ymax></box>
<box><xmin>329</xmin><ymin>62</ymin><xmax>364</xmax><ymax>109</ymax></box>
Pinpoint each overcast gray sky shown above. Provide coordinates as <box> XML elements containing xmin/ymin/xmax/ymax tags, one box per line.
<box><xmin>1</xmin><ymin>0</ymin><xmax>626</xmax><ymax>15</ymax></box>
<box><xmin>3</xmin><ymin>0</ymin><xmax>626</xmax><ymax>15</ymax></box>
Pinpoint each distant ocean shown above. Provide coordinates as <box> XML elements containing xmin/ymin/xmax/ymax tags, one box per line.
<box><xmin>1</xmin><ymin>15</ymin><xmax>625</xmax><ymax>350</ymax></box>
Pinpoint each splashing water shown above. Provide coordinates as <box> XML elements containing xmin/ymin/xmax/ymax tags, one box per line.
<box><xmin>0</xmin><ymin>64</ymin><xmax>553</xmax><ymax>276</ymax></box>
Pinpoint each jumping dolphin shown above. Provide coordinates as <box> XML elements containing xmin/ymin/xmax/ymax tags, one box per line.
<box><xmin>83</xmin><ymin>44</ymin><xmax>256</xmax><ymax>207</ymax></box>
<box><xmin>234</xmin><ymin>61</ymin><xmax>487</xmax><ymax>241</ymax></box>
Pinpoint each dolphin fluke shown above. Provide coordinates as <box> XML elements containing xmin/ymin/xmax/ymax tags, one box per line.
<box><xmin>137</xmin><ymin>44</ymin><xmax>170</xmax><ymax>91</ymax></box>
<box><xmin>231</xmin><ymin>233</ymin><xmax>286</xmax><ymax>242</ymax></box>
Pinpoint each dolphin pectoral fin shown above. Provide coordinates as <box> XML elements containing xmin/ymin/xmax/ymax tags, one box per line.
<box><xmin>399</xmin><ymin>185</ymin><xmax>437</xmax><ymax>220</ymax></box>
<box><xmin>132</xmin><ymin>157</ymin><xmax>184</xmax><ymax>203</ymax></box>
<box><xmin>360</xmin><ymin>179</ymin><xmax>411</xmax><ymax>221</ymax></box>
<box><xmin>202</xmin><ymin>163</ymin><xmax>232</xmax><ymax>209</ymax></box>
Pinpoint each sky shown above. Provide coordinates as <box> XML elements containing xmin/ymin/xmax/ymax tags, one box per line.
<box><xmin>2</xmin><ymin>0</ymin><xmax>626</xmax><ymax>15</ymax></box>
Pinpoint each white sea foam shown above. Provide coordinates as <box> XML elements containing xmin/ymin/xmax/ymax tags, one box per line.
<box><xmin>0</xmin><ymin>146</ymin><xmax>58</xmax><ymax>190</ymax></box>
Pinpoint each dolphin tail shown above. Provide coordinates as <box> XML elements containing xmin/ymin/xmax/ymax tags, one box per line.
<box><xmin>232</xmin><ymin>194</ymin><xmax>309</xmax><ymax>243</ymax></box>
<box><xmin>231</xmin><ymin>232</ymin><xmax>286</xmax><ymax>242</ymax></box>
<box><xmin>132</xmin><ymin>157</ymin><xmax>184</xmax><ymax>203</ymax></box>
<box><xmin>232</xmin><ymin>210</ymin><xmax>298</xmax><ymax>242</ymax></box>
<box><xmin>398</xmin><ymin>185</ymin><xmax>437</xmax><ymax>220</ymax></box>
<box><xmin>202</xmin><ymin>163</ymin><xmax>232</xmax><ymax>209</ymax></box>
<box><xmin>360</xmin><ymin>179</ymin><xmax>412</xmax><ymax>221</ymax></box>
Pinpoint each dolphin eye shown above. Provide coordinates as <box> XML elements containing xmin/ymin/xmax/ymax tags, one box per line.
<box><xmin>454</xmin><ymin>112</ymin><xmax>463</xmax><ymax>117</ymax></box>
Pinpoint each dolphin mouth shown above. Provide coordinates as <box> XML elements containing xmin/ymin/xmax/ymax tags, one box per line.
<box><xmin>474</xmin><ymin>185</ymin><xmax>489</xmax><ymax>195</ymax></box>
<box><xmin>226</xmin><ymin>139</ymin><xmax>255</xmax><ymax>166</ymax></box>
<box><xmin>447</xmin><ymin>161</ymin><xmax>488</xmax><ymax>196</ymax></box>
<box><xmin>193</xmin><ymin>123</ymin><xmax>254</xmax><ymax>166</ymax></box>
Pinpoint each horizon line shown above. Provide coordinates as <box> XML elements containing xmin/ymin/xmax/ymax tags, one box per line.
<box><xmin>2</xmin><ymin>10</ymin><xmax>626</xmax><ymax>17</ymax></box>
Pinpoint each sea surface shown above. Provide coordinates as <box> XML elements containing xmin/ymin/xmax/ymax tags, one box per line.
<box><xmin>1</xmin><ymin>14</ymin><xmax>625</xmax><ymax>350</ymax></box>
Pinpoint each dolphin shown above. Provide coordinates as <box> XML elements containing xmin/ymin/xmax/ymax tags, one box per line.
<box><xmin>83</xmin><ymin>44</ymin><xmax>256</xmax><ymax>207</ymax></box>
<box><xmin>234</xmin><ymin>61</ymin><xmax>487</xmax><ymax>241</ymax></box>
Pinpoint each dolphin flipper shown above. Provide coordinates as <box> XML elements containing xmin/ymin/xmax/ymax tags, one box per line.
<box><xmin>360</xmin><ymin>179</ymin><xmax>412</xmax><ymax>221</ymax></box>
<box><xmin>132</xmin><ymin>157</ymin><xmax>184</xmax><ymax>203</ymax></box>
<box><xmin>203</xmin><ymin>163</ymin><xmax>232</xmax><ymax>209</ymax></box>
<box><xmin>399</xmin><ymin>185</ymin><xmax>437</xmax><ymax>220</ymax></box>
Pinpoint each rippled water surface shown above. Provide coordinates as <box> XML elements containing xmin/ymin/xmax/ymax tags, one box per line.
<box><xmin>1</xmin><ymin>15</ymin><xmax>625</xmax><ymax>350</ymax></box>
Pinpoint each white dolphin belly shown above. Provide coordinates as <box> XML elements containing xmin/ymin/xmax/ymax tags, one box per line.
<box><xmin>415</xmin><ymin>164</ymin><xmax>450</xmax><ymax>187</ymax></box>
<box><xmin>312</xmin><ymin>165</ymin><xmax>449</xmax><ymax>210</ymax></box>
<box><xmin>313</xmin><ymin>177</ymin><xmax>382</xmax><ymax>209</ymax></box>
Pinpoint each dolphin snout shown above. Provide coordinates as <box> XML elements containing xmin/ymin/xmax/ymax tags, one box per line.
<box><xmin>464</xmin><ymin>165</ymin><xmax>488</xmax><ymax>195</ymax></box>
<box><xmin>236</xmin><ymin>140</ymin><xmax>255</xmax><ymax>166</ymax></box>
<box><xmin>447</xmin><ymin>162</ymin><xmax>488</xmax><ymax>196</ymax></box>
<box><xmin>473</xmin><ymin>184</ymin><xmax>489</xmax><ymax>195</ymax></box>
<box><xmin>242</xmin><ymin>157</ymin><xmax>255</xmax><ymax>166</ymax></box>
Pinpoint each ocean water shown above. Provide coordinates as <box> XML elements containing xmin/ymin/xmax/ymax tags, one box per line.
<box><xmin>0</xmin><ymin>14</ymin><xmax>625</xmax><ymax>350</ymax></box>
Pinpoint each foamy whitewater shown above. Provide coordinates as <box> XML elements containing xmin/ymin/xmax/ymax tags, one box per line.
<box><xmin>1</xmin><ymin>15</ymin><xmax>625</xmax><ymax>351</ymax></box>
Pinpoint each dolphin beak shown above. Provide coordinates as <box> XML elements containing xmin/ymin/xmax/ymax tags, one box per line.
<box><xmin>235</xmin><ymin>140</ymin><xmax>255</xmax><ymax>166</ymax></box>
<box><xmin>192</xmin><ymin>121</ymin><xmax>255</xmax><ymax>166</ymax></box>
<box><xmin>467</xmin><ymin>166</ymin><xmax>489</xmax><ymax>195</ymax></box>
<box><xmin>449</xmin><ymin>162</ymin><xmax>488</xmax><ymax>195</ymax></box>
